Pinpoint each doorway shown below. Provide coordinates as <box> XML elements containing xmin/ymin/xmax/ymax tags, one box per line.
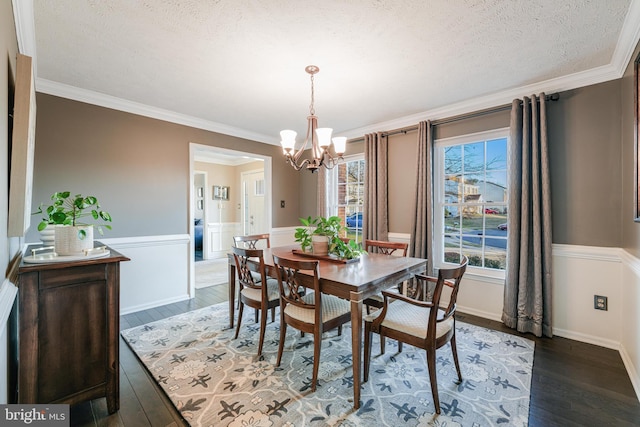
<box><xmin>188</xmin><ymin>143</ymin><xmax>272</xmax><ymax>296</ymax></box>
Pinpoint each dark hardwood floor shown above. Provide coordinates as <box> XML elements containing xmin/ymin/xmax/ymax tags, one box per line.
<box><xmin>70</xmin><ymin>284</ymin><xmax>640</xmax><ymax>426</ymax></box>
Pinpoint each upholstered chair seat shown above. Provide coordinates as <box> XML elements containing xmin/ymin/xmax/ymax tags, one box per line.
<box><xmin>241</xmin><ymin>278</ymin><xmax>279</xmax><ymax>303</ymax></box>
<box><xmin>284</xmin><ymin>292</ymin><xmax>351</xmax><ymax>324</ymax></box>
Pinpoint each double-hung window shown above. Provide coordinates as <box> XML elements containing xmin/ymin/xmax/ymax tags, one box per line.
<box><xmin>433</xmin><ymin>128</ymin><xmax>509</xmax><ymax>279</ymax></box>
<box><xmin>326</xmin><ymin>154</ymin><xmax>365</xmax><ymax>243</ymax></box>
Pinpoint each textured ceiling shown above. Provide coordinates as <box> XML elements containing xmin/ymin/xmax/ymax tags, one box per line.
<box><xmin>24</xmin><ymin>0</ymin><xmax>639</xmax><ymax>146</ymax></box>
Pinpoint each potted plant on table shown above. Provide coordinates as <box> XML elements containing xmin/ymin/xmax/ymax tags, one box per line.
<box><xmin>33</xmin><ymin>191</ymin><xmax>113</xmax><ymax>255</ymax></box>
<box><xmin>295</xmin><ymin>215</ymin><xmax>366</xmax><ymax>260</ymax></box>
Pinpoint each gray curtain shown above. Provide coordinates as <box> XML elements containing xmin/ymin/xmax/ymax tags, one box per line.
<box><xmin>502</xmin><ymin>94</ymin><xmax>553</xmax><ymax>338</ymax></box>
<box><xmin>409</xmin><ymin>121</ymin><xmax>433</xmax><ymax>274</ymax></box>
<box><xmin>364</xmin><ymin>132</ymin><xmax>388</xmax><ymax>241</ymax></box>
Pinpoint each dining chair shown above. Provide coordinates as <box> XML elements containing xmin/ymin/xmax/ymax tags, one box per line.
<box><xmin>272</xmin><ymin>255</ymin><xmax>352</xmax><ymax>392</ymax></box>
<box><xmin>231</xmin><ymin>246</ymin><xmax>280</xmax><ymax>356</ymax></box>
<box><xmin>363</xmin><ymin>255</ymin><xmax>468</xmax><ymax>414</ymax></box>
<box><xmin>362</xmin><ymin>239</ymin><xmax>410</xmax><ymax>352</ymax></box>
<box><xmin>362</xmin><ymin>240</ymin><xmax>409</xmax><ymax>307</ymax></box>
<box><xmin>232</xmin><ymin>234</ymin><xmax>271</xmax><ymax>314</ymax></box>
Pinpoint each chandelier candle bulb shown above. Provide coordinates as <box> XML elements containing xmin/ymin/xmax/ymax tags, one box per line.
<box><xmin>316</xmin><ymin>128</ymin><xmax>333</xmax><ymax>147</ymax></box>
<box><xmin>332</xmin><ymin>136</ymin><xmax>347</xmax><ymax>155</ymax></box>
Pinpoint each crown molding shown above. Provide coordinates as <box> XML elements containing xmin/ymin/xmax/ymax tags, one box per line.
<box><xmin>36</xmin><ymin>78</ymin><xmax>278</xmax><ymax>145</ymax></box>
<box><xmin>11</xmin><ymin>0</ymin><xmax>37</xmax><ymax>68</ymax></box>
<box><xmin>611</xmin><ymin>0</ymin><xmax>640</xmax><ymax>76</ymax></box>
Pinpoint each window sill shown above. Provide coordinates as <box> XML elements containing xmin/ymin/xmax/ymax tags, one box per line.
<box><xmin>462</xmin><ymin>270</ymin><xmax>505</xmax><ymax>285</ymax></box>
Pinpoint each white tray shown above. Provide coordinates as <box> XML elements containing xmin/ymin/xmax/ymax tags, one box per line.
<box><xmin>23</xmin><ymin>247</ymin><xmax>111</xmax><ymax>264</ymax></box>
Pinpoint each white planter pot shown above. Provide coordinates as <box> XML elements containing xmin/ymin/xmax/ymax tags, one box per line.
<box><xmin>54</xmin><ymin>225</ymin><xmax>94</xmax><ymax>256</ymax></box>
<box><xmin>39</xmin><ymin>224</ymin><xmax>56</xmax><ymax>246</ymax></box>
<box><xmin>312</xmin><ymin>235</ymin><xmax>329</xmax><ymax>256</ymax></box>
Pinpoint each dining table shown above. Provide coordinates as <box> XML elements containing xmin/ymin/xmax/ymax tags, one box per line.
<box><xmin>227</xmin><ymin>244</ymin><xmax>427</xmax><ymax>409</ymax></box>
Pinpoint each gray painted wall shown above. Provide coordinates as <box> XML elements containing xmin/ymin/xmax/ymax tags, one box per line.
<box><xmin>298</xmin><ymin>83</ymin><xmax>625</xmax><ymax>247</ymax></box>
<box><xmin>26</xmin><ymin>94</ymin><xmax>302</xmax><ymax>242</ymax></box>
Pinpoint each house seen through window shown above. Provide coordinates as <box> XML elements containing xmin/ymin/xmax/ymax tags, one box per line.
<box><xmin>329</xmin><ymin>155</ymin><xmax>365</xmax><ymax>243</ymax></box>
<box><xmin>434</xmin><ymin>128</ymin><xmax>509</xmax><ymax>275</ymax></box>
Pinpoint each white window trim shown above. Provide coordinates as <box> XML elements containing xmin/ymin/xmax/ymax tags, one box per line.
<box><xmin>434</xmin><ymin>127</ymin><xmax>509</xmax><ymax>280</ymax></box>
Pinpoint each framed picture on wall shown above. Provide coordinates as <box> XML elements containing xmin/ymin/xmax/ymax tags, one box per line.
<box><xmin>213</xmin><ymin>185</ymin><xmax>229</xmax><ymax>200</ymax></box>
<box><xmin>635</xmin><ymin>51</ymin><xmax>640</xmax><ymax>221</ymax></box>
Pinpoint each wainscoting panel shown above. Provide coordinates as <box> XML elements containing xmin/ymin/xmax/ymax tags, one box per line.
<box><xmin>206</xmin><ymin>222</ymin><xmax>241</xmax><ymax>259</ymax></box>
<box><xmin>101</xmin><ymin>235</ymin><xmax>191</xmax><ymax>315</ymax></box>
<box><xmin>620</xmin><ymin>250</ymin><xmax>640</xmax><ymax>400</ymax></box>
<box><xmin>269</xmin><ymin>227</ymin><xmax>298</xmax><ymax>247</ymax></box>
<box><xmin>0</xmin><ymin>279</ymin><xmax>17</xmax><ymax>404</ymax></box>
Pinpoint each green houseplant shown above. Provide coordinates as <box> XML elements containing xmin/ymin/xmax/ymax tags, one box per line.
<box><xmin>33</xmin><ymin>191</ymin><xmax>113</xmax><ymax>254</ymax></box>
<box><xmin>295</xmin><ymin>215</ymin><xmax>366</xmax><ymax>260</ymax></box>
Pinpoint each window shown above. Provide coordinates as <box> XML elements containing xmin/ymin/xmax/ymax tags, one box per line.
<box><xmin>327</xmin><ymin>155</ymin><xmax>365</xmax><ymax>243</ymax></box>
<box><xmin>434</xmin><ymin>128</ymin><xmax>509</xmax><ymax>277</ymax></box>
<box><xmin>254</xmin><ymin>179</ymin><xmax>265</xmax><ymax>196</ymax></box>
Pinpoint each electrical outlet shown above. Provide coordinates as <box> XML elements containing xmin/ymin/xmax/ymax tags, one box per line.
<box><xmin>594</xmin><ymin>295</ymin><xmax>608</xmax><ymax>311</ymax></box>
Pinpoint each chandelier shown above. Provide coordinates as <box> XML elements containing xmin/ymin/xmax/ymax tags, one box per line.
<box><xmin>280</xmin><ymin>65</ymin><xmax>346</xmax><ymax>173</ymax></box>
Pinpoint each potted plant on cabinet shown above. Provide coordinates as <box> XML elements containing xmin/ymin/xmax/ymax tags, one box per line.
<box><xmin>34</xmin><ymin>191</ymin><xmax>113</xmax><ymax>255</ymax></box>
<box><xmin>295</xmin><ymin>215</ymin><xmax>366</xmax><ymax>260</ymax></box>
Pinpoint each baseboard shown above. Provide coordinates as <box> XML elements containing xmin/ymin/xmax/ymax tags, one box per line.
<box><xmin>120</xmin><ymin>293</ymin><xmax>191</xmax><ymax>316</ymax></box>
<box><xmin>457</xmin><ymin>306</ymin><xmax>502</xmax><ymax>323</ymax></box>
<box><xmin>620</xmin><ymin>344</ymin><xmax>640</xmax><ymax>401</ymax></box>
<box><xmin>552</xmin><ymin>327</ymin><xmax>621</xmax><ymax>351</ymax></box>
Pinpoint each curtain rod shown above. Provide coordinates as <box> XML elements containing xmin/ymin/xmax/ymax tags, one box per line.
<box><xmin>348</xmin><ymin>93</ymin><xmax>559</xmax><ymax>142</ymax></box>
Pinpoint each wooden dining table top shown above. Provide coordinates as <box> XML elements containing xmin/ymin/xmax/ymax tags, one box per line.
<box><xmin>256</xmin><ymin>245</ymin><xmax>426</xmax><ymax>299</ymax></box>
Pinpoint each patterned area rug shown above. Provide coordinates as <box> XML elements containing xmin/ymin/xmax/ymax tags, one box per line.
<box><xmin>121</xmin><ymin>303</ymin><xmax>533</xmax><ymax>426</ymax></box>
<box><xmin>195</xmin><ymin>258</ymin><xmax>228</xmax><ymax>289</ymax></box>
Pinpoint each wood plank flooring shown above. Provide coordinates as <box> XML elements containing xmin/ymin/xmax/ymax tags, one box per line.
<box><xmin>70</xmin><ymin>284</ymin><xmax>640</xmax><ymax>426</ymax></box>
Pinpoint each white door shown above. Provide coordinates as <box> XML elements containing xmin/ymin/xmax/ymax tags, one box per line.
<box><xmin>242</xmin><ymin>170</ymin><xmax>267</xmax><ymax>235</ymax></box>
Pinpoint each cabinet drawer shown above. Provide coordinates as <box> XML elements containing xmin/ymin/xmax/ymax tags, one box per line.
<box><xmin>40</xmin><ymin>264</ymin><xmax>106</xmax><ymax>289</ymax></box>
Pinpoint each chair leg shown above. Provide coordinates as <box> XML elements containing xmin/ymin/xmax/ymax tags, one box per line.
<box><xmin>234</xmin><ymin>302</ymin><xmax>244</xmax><ymax>339</ymax></box>
<box><xmin>426</xmin><ymin>348</ymin><xmax>441</xmax><ymax>414</ymax></box>
<box><xmin>338</xmin><ymin>325</ymin><xmax>342</xmax><ymax>336</ymax></box>
<box><xmin>450</xmin><ymin>333</ymin><xmax>462</xmax><ymax>382</ymax></box>
<box><xmin>380</xmin><ymin>335</ymin><xmax>385</xmax><ymax>355</ymax></box>
<box><xmin>257</xmin><ymin>306</ymin><xmax>268</xmax><ymax>356</ymax></box>
<box><xmin>276</xmin><ymin>316</ymin><xmax>287</xmax><ymax>367</ymax></box>
<box><xmin>254</xmin><ymin>308</ymin><xmax>259</xmax><ymax>323</ymax></box>
<box><xmin>311</xmin><ymin>329</ymin><xmax>322</xmax><ymax>392</ymax></box>
<box><xmin>398</xmin><ymin>342</ymin><xmax>403</xmax><ymax>353</ymax></box>
<box><xmin>271</xmin><ymin>307</ymin><xmax>276</xmax><ymax>322</ymax></box>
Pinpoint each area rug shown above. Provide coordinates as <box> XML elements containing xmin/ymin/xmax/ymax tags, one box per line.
<box><xmin>121</xmin><ymin>303</ymin><xmax>534</xmax><ymax>426</ymax></box>
<box><xmin>195</xmin><ymin>258</ymin><xmax>228</xmax><ymax>288</ymax></box>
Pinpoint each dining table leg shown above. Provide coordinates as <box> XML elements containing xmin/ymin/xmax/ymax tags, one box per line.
<box><xmin>228</xmin><ymin>261</ymin><xmax>236</xmax><ymax>329</ymax></box>
<box><xmin>350</xmin><ymin>292</ymin><xmax>363</xmax><ymax>409</ymax></box>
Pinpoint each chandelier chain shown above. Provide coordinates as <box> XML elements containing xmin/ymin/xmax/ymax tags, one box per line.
<box><xmin>309</xmin><ymin>73</ymin><xmax>315</xmax><ymax>116</ymax></box>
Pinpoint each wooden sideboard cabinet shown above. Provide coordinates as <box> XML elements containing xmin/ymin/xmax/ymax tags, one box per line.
<box><xmin>14</xmin><ymin>244</ymin><xmax>130</xmax><ymax>413</ymax></box>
